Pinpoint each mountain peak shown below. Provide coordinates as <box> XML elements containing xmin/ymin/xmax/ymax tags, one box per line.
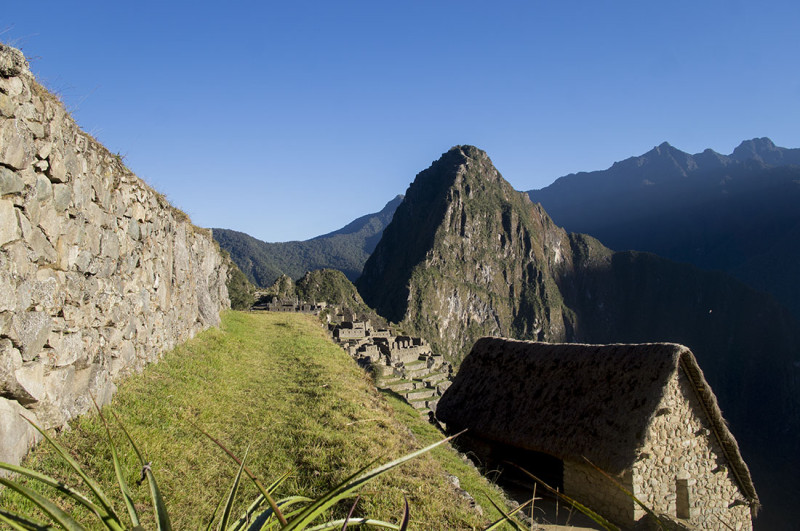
<box><xmin>357</xmin><ymin>145</ymin><xmax>535</xmax><ymax>327</ymax></box>
<box><xmin>731</xmin><ymin>137</ymin><xmax>777</xmax><ymax>160</ymax></box>
<box><xmin>729</xmin><ymin>137</ymin><xmax>800</xmax><ymax>166</ymax></box>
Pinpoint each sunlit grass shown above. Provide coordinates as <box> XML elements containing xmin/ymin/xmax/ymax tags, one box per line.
<box><xmin>1</xmin><ymin>311</ymin><xmax>513</xmax><ymax>530</ymax></box>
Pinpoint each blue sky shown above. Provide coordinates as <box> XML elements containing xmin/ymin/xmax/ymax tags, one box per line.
<box><xmin>4</xmin><ymin>1</ymin><xmax>799</xmax><ymax>241</ymax></box>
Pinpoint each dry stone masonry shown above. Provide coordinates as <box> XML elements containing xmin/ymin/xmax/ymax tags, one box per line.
<box><xmin>330</xmin><ymin>317</ymin><xmax>452</xmax><ymax>416</ymax></box>
<box><xmin>0</xmin><ymin>44</ymin><xmax>230</xmax><ymax>467</ymax></box>
<box><xmin>437</xmin><ymin>339</ymin><xmax>758</xmax><ymax>530</ymax></box>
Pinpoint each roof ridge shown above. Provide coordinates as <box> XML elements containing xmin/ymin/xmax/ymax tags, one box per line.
<box><xmin>678</xmin><ymin>350</ymin><xmax>760</xmax><ymax>515</ymax></box>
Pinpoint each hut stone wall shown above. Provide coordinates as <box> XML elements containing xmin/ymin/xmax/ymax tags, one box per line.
<box><xmin>564</xmin><ymin>462</ymin><xmax>635</xmax><ymax>525</ymax></box>
<box><xmin>632</xmin><ymin>370</ymin><xmax>753</xmax><ymax>530</ymax></box>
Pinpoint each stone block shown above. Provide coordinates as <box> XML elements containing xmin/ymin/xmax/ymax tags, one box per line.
<box><xmin>0</xmin><ymin>166</ymin><xmax>24</xmax><ymax>195</ymax></box>
<box><xmin>11</xmin><ymin>310</ymin><xmax>52</xmax><ymax>360</ymax></box>
<box><xmin>0</xmin><ymin>119</ymin><xmax>31</xmax><ymax>170</ymax></box>
<box><xmin>53</xmin><ymin>183</ymin><xmax>71</xmax><ymax>212</ymax></box>
<box><xmin>46</xmin><ymin>151</ymin><xmax>67</xmax><ymax>183</ymax></box>
<box><xmin>26</xmin><ymin>119</ymin><xmax>44</xmax><ymax>139</ymax></box>
<box><xmin>45</xmin><ymin>330</ymin><xmax>83</xmax><ymax>367</ymax></box>
<box><xmin>0</xmin><ymin>397</ymin><xmax>41</xmax><ymax>470</ymax></box>
<box><xmin>25</xmin><ymin>271</ymin><xmax>61</xmax><ymax>312</ymax></box>
<box><xmin>126</xmin><ymin>218</ymin><xmax>140</xmax><ymax>240</ymax></box>
<box><xmin>0</xmin><ymin>198</ymin><xmax>21</xmax><ymax>246</ymax></box>
<box><xmin>27</xmin><ymin>224</ymin><xmax>58</xmax><ymax>265</ymax></box>
<box><xmin>0</xmin><ymin>92</ymin><xmax>16</xmax><ymax>117</ymax></box>
<box><xmin>0</xmin><ymin>76</ymin><xmax>24</xmax><ymax>96</ymax></box>
<box><xmin>100</xmin><ymin>230</ymin><xmax>119</xmax><ymax>258</ymax></box>
<box><xmin>37</xmin><ymin>140</ymin><xmax>52</xmax><ymax>160</ymax></box>
<box><xmin>4</xmin><ymin>240</ymin><xmax>34</xmax><ymax>278</ymax></box>
<box><xmin>0</xmin><ymin>338</ymin><xmax>23</xmax><ymax>393</ymax></box>
<box><xmin>35</xmin><ymin>174</ymin><xmax>52</xmax><ymax>202</ymax></box>
<box><xmin>74</xmin><ymin>250</ymin><xmax>92</xmax><ymax>272</ymax></box>
<box><xmin>0</xmin><ymin>269</ymin><xmax>16</xmax><ymax>312</ymax></box>
<box><xmin>14</xmin><ymin>361</ymin><xmax>46</xmax><ymax>404</ymax></box>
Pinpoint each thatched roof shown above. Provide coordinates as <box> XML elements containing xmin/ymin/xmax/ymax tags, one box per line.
<box><xmin>437</xmin><ymin>338</ymin><xmax>758</xmax><ymax>507</ymax></box>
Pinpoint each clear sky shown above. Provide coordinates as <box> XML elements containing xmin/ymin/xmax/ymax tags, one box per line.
<box><xmin>3</xmin><ymin>1</ymin><xmax>799</xmax><ymax>241</ymax></box>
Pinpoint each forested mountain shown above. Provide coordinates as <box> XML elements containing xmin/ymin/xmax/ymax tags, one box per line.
<box><xmin>213</xmin><ymin>195</ymin><xmax>402</xmax><ymax>286</ymax></box>
<box><xmin>528</xmin><ymin>137</ymin><xmax>800</xmax><ymax>318</ymax></box>
<box><xmin>357</xmin><ymin>145</ymin><xmax>800</xmax><ymax>528</ymax></box>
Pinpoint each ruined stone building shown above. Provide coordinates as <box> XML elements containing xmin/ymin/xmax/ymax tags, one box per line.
<box><xmin>330</xmin><ymin>319</ymin><xmax>451</xmax><ymax>415</ymax></box>
<box><xmin>263</xmin><ymin>297</ymin><xmax>325</xmax><ymax>314</ymax></box>
<box><xmin>436</xmin><ymin>338</ymin><xmax>758</xmax><ymax>530</ymax></box>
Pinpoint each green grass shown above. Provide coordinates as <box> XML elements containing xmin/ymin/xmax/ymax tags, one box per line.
<box><xmin>1</xmin><ymin>311</ymin><xmax>514</xmax><ymax>530</ymax></box>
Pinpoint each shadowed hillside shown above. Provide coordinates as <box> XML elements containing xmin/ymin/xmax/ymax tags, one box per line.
<box><xmin>528</xmin><ymin>138</ymin><xmax>800</xmax><ymax>318</ymax></box>
<box><xmin>358</xmin><ymin>145</ymin><xmax>800</xmax><ymax>528</ymax></box>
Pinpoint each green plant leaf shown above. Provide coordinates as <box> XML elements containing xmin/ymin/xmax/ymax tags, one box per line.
<box><xmin>281</xmin><ymin>431</ymin><xmax>464</xmax><ymax>531</ymax></box>
<box><xmin>302</xmin><ymin>519</ymin><xmax>401</xmax><ymax>531</ymax></box>
<box><xmin>193</xmin><ymin>422</ymin><xmax>288</xmax><ymax>527</ymax></box>
<box><xmin>229</xmin><ymin>471</ymin><xmax>297</xmax><ymax>531</ymax></box>
<box><xmin>20</xmin><ymin>416</ymin><xmax>123</xmax><ymax>530</ymax></box>
<box><xmin>244</xmin><ymin>496</ymin><xmax>313</xmax><ymax>531</ymax></box>
<box><xmin>0</xmin><ymin>477</ymin><xmax>84</xmax><ymax>531</ymax></box>
<box><xmin>110</xmin><ymin>410</ymin><xmax>171</xmax><ymax>531</ymax></box>
<box><xmin>397</xmin><ymin>496</ymin><xmax>409</xmax><ymax>531</ymax></box>
<box><xmin>0</xmin><ymin>507</ymin><xmax>53</xmax><ymax>531</ymax></box>
<box><xmin>219</xmin><ymin>445</ymin><xmax>250</xmax><ymax>531</ymax></box>
<box><xmin>482</xmin><ymin>493</ymin><xmax>528</xmax><ymax>531</ymax></box>
<box><xmin>206</xmin><ymin>496</ymin><xmax>226</xmax><ymax>531</ymax></box>
<box><xmin>92</xmin><ymin>397</ymin><xmax>140</xmax><ymax>528</ymax></box>
<box><xmin>0</xmin><ymin>461</ymin><xmax>106</xmax><ymax>519</ymax></box>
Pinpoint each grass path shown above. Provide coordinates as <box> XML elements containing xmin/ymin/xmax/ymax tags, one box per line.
<box><xmin>2</xmin><ymin>311</ymin><xmax>513</xmax><ymax>530</ymax></box>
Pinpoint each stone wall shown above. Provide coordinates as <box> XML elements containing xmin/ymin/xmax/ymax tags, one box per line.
<box><xmin>0</xmin><ymin>45</ymin><xmax>230</xmax><ymax>467</ymax></box>
<box><xmin>563</xmin><ymin>461</ymin><xmax>635</xmax><ymax>526</ymax></box>
<box><xmin>633</xmin><ymin>370</ymin><xmax>753</xmax><ymax>530</ymax></box>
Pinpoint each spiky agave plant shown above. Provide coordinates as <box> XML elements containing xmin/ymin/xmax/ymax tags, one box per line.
<box><xmin>1</xmin><ymin>405</ymin><xmax>514</xmax><ymax>531</ymax></box>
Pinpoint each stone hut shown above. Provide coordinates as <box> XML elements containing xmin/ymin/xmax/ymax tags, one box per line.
<box><xmin>334</xmin><ymin>320</ymin><xmax>370</xmax><ymax>341</ymax></box>
<box><xmin>436</xmin><ymin>338</ymin><xmax>758</xmax><ymax>530</ymax></box>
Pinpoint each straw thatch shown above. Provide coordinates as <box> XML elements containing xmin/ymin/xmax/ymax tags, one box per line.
<box><xmin>437</xmin><ymin>337</ymin><xmax>758</xmax><ymax>507</ymax></box>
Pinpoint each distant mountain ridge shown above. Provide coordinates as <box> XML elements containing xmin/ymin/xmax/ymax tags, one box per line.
<box><xmin>357</xmin><ymin>145</ymin><xmax>800</xmax><ymax>527</ymax></box>
<box><xmin>213</xmin><ymin>195</ymin><xmax>403</xmax><ymax>286</ymax></box>
<box><xmin>527</xmin><ymin>137</ymin><xmax>800</xmax><ymax>317</ymax></box>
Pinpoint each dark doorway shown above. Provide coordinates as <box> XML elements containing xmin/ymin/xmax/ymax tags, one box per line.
<box><xmin>490</xmin><ymin>441</ymin><xmax>564</xmax><ymax>492</ymax></box>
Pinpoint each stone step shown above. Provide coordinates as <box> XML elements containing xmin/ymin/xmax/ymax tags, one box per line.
<box><xmin>386</xmin><ymin>380</ymin><xmax>414</xmax><ymax>393</ymax></box>
<box><xmin>404</xmin><ymin>387</ymin><xmax>436</xmax><ymax>401</ymax></box>
<box><xmin>436</xmin><ymin>380</ymin><xmax>453</xmax><ymax>394</ymax></box>
<box><xmin>408</xmin><ymin>398</ymin><xmax>429</xmax><ymax>410</ymax></box>
<box><xmin>423</xmin><ymin>372</ymin><xmax>449</xmax><ymax>384</ymax></box>
<box><xmin>376</xmin><ymin>377</ymin><xmax>402</xmax><ymax>389</ymax></box>
<box><xmin>426</xmin><ymin>397</ymin><xmax>440</xmax><ymax>411</ymax></box>
<box><xmin>405</xmin><ymin>367</ymin><xmax>431</xmax><ymax>379</ymax></box>
<box><xmin>373</xmin><ymin>364</ymin><xmax>397</xmax><ymax>377</ymax></box>
<box><xmin>403</xmin><ymin>360</ymin><xmax>427</xmax><ymax>371</ymax></box>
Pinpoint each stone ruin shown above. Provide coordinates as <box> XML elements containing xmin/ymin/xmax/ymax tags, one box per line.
<box><xmin>330</xmin><ymin>317</ymin><xmax>453</xmax><ymax>416</ymax></box>
<box><xmin>252</xmin><ymin>294</ymin><xmax>326</xmax><ymax>314</ymax></box>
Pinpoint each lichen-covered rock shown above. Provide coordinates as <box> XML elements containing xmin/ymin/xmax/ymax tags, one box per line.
<box><xmin>0</xmin><ymin>44</ymin><xmax>230</xmax><ymax>466</ymax></box>
<box><xmin>0</xmin><ymin>44</ymin><xmax>29</xmax><ymax>78</ymax></box>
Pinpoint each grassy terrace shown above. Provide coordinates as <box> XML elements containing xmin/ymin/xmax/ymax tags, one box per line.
<box><xmin>1</xmin><ymin>311</ymin><xmax>513</xmax><ymax>530</ymax></box>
